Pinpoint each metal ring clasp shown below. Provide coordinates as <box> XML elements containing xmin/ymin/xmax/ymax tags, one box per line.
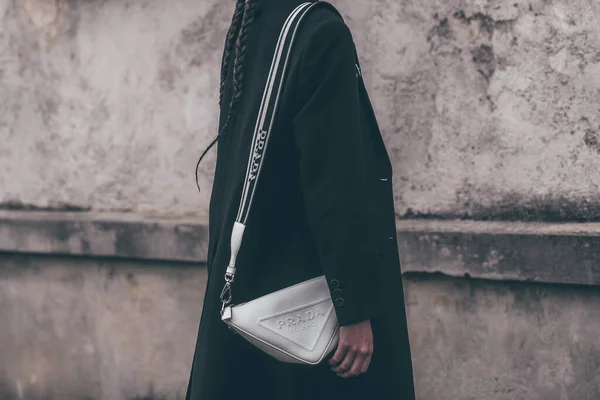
<box><xmin>220</xmin><ymin>282</ymin><xmax>232</xmax><ymax>305</ymax></box>
<box><xmin>220</xmin><ymin>281</ymin><xmax>233</xmax><ymax>315</ymax></box>
<box><xmin>220</xmin><ymin>271</ymin><xmax>235</xmax><ymax>314</ymax></box>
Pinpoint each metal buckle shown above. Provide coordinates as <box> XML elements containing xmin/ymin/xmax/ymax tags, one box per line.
<box><xmin>220</xmin><ymin>282</ymin><xmax>232</xmax><ymax>315</ymax></box>
<box><xmin>220</xmin><ymin>272</ymin><xmax>235</xmax><ymax>315</ymax></box>
<box><xmin>220</xmin><ymin>282</ymin><xmax>232</xmax><ymax>304</ymax></box>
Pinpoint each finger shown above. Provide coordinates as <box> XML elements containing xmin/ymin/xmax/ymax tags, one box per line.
<box><xmin>343</xmin><ymin>351</ymin><xmax>366</xmax><ymax>378</ymax></box>
<box><xmin>360</xmin><ymin>349</ymin><xmax>373</xmax><ymax>374</ymax></box>
<box><xmin>332</xmin><ymin>348</ymin><xmax>356</xmax><ymax>374</ymax></box>
<box><xmin>339</xmin><ymin>345</ymin><xmax>372</xmax><ymax>378</ymax></box>
<box><xmin>329</xmin><ymin>342</ymin><xmax>348</xmax><ymax>366</ymax></box>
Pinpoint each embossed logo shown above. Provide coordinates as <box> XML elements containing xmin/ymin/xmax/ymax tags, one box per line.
<box><xmin>277</xmin><ymin>308</ymin><xmax>325</xmax><ymax>333</ymax></box>
<box><xmin>259</xmin><ymin>299</ymin><xmax>334</xmax><ymax>351</ymax></box>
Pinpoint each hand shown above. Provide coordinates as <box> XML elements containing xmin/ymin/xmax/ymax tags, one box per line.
<box><xmin>329</xmin><ymin>320</ymin><xmax>374</xmax><ymax>378</ymax></box>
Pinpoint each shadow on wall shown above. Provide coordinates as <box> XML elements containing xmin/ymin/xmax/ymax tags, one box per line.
<box><xmin>401</xmin><ymin>192</ymin><xmax>600</xmax><ymax>222</ymax></box>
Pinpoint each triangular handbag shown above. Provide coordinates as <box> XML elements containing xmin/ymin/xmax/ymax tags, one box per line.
<box><xmin>219</xmin><ymin>1</ymin><xmax>340</xmax><ymax>365</ymax></box>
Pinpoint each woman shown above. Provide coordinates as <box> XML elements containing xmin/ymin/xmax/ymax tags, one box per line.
<box><xmin>186</xmin><ymin>1</ymin><xmax>415</xmax><ymax>399</ymax></box>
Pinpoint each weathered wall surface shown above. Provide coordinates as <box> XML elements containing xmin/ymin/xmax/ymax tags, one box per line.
<box><xmin>0</xmin><ymin>0</ymin><xmax>224</xmax><ymax>216</ymax></box>
<box><xmin>406</xmin><ymin>275</ymin><xmax>600</xmax><ymax>400</ymax></box>
<box><xmin>1</xmin><ymin>0</ymin><xmax>599</xmax><ymax>219</ymax></box>
<box><xmin>2</xmin><ymin>253</ymin><xmax>600</xmax><ymax>400</ymax></box>
<box><xmin>350</xmin><ymin>0</ymin><xmax>600</xmax><ymax>220</ymax></box>
<box><xmin>0</xmin><ymin>254</ymin><xmax>205</xmax><ymax>400</ymax></box>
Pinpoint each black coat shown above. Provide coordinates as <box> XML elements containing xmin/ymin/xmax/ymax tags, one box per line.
<box><xmin>186</xmin><ymin>1</ymin><xmax>415</xmax><ymax>399</ymax></box>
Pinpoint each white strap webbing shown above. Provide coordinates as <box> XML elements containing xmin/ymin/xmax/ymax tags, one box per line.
<box><xmin>225</xmin><ymin>2</ymin><xmax>318</xmax><ymax>280</ymax></box>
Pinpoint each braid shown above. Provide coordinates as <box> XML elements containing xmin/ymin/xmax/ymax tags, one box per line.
<box><xmin>219</xmin><ymin>0</ymin><xmax>245</xmax><ymax>107</ymax></box>
<box><xmin>195</xmin><ymin>0</ymin><xmax>259</xmax><ymax>192</ymax></box>
<box><xmin>218</xmin><ymin>0</ymin><xmax>258</xmax><ymax>138</ymax></box>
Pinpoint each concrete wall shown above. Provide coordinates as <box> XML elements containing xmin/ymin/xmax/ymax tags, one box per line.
<box><xmin>2</xmin><ymin>250</ymin><xmax>600</xmax><ymax>400</ymax></box>
<box><xmin>0</xmin><ymin>0</ymin><xmax>223</xmax><ymax>216</ymax></box>
<box><xmin>1</xmin><ymin>0</ymin><xmax>599</xmax><ymax>219</ymax></box>
<box><xmin>2</xmin><ymin>213</ymin><xmax>600</xmax><ymax>400</ymax></box>
<box><xmin>407</xmin><ymin>275</ymin><xmax>600</xmax><ymax>400</ymax></box>
<box><xmin>0</xmin><ymin>254</ymin><xmax>205</xmax><ymax>400</ymax></box>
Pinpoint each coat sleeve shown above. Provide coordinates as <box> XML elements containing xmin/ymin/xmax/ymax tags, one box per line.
<box><xmin>292</xmin><ymin>17</ymin><xmax>381</xmax><ymax>326</ymax></box>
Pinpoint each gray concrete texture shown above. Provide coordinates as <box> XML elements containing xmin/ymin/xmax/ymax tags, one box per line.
<box><xmin>1</xmin><ymin>0</ymin><xmax>599</xmax><ymax>220</ymax></box>
<box><xmin>4</xmin><ymin>210</ymin><xmax>600</xmax><ymax>287</ymax></box>
<box><xmin>0</xmin><ymin>254</ymin><xmax>205</xmax><ymax>400</ymax></box>
<box><xmin>2</xmin><ymin>254</ymin><xmax>600</xmax><ymax>400</ymax></box>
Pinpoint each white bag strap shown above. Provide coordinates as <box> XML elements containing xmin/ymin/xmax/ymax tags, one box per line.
<box><xmin>220</xmin><ymin>2</ymin><xmax>322</xmax><ymax>311</ymax></box>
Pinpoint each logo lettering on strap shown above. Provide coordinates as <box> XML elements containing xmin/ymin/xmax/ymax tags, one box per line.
<box><xmin>249</xmin><ymin>129</ymin><xmax>268</xmax><ymax>182</ymax></box>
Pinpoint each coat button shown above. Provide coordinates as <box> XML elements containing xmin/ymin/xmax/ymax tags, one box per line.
<box><xmin>330</xmin><ymin>279</ymin><xmax>340</xmax><ymax>289</ymax></box>
<box><xmin>332</xmin><ymin>288</ymin><xmax>343</xmax><ymax>298</ymax></box>
<box><xmin>334</xmin><ymin>298</ymin><xmax>345</xmax><ymax>307</ymax></box>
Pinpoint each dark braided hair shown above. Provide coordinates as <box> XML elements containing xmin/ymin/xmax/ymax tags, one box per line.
<box><xmin>219</xmin><ymin>0</ymin><xmax>245</xmax><ymax>108</ymax></box>
<box><xmin>195</xmin><ymin>0</ymin><xmax>259</xmax><ymax>192</ymax></box>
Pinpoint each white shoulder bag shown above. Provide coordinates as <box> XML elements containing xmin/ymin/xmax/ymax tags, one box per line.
<box><xmin>219</xmin><ymin>1</ymin><xmax>340</xmax><ymax>365</ymax></box>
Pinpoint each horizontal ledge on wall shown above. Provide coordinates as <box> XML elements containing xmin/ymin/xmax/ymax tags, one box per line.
<box><xmin>396</xmin><ymin>220</ymin><xmax>600</xmax><ymax>287</ymax></box>
<box><xmin>0</xmin><ymin>211</ymin><xmax>209</xmax><ymax>263</ymax></box>
<box><xmin>1</xmin><ymin>211</ymin><xmax>599</xmax><ymax>286</ymax></box>
<box><xmin>395</xmin><ymin>219</ymin><xmax>600</xmax><ymax>236</ymax></box>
